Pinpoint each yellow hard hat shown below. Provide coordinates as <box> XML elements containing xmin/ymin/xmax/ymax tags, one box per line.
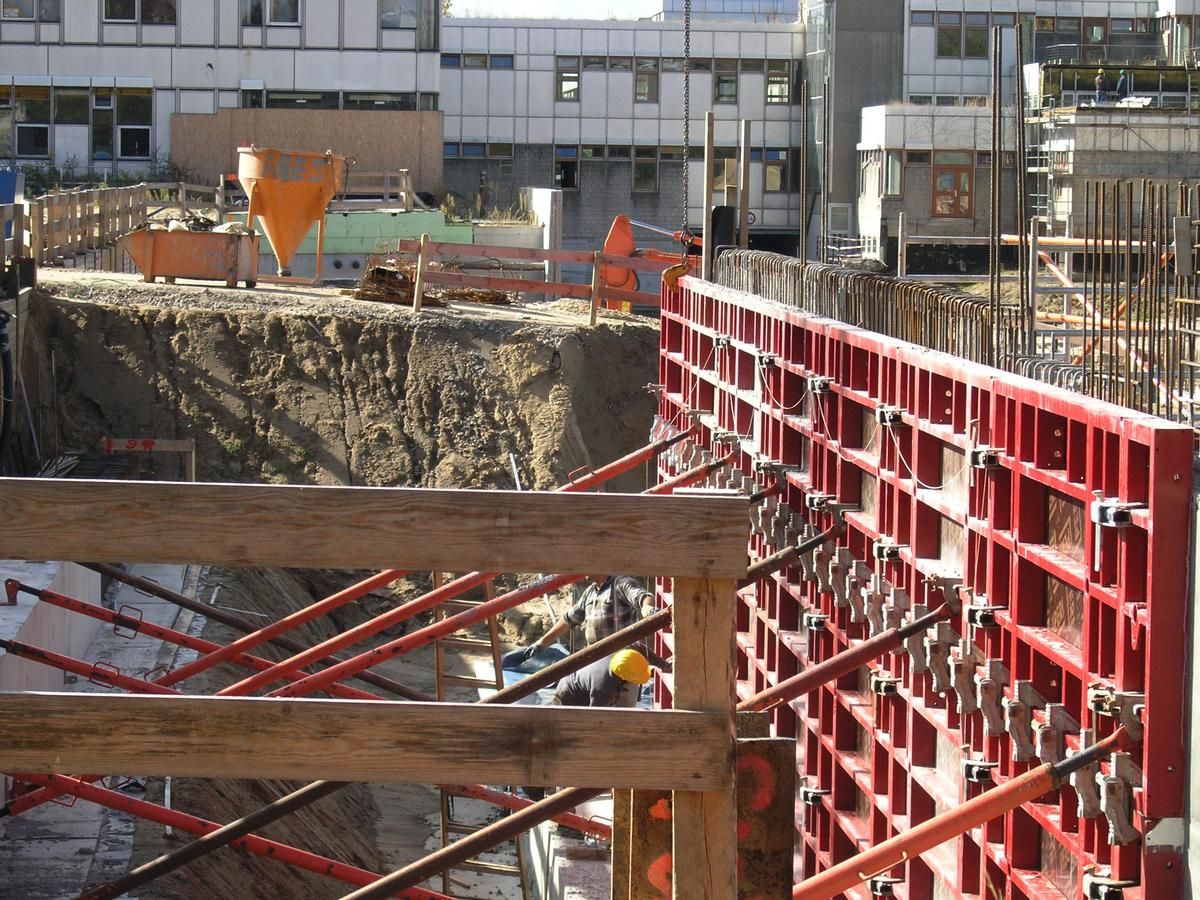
<box><xmin>1097</xmin><ymin>68</ymin><xmax>1104</xmax><ymax>73</ymax></box>
<box><xmin>610</xmin><ymin>649</ymin><xmax>651</xmax><ymax>685</ymax></box>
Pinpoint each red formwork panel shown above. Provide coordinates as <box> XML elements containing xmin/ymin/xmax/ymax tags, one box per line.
<box><xmin>653</xmin><ymin>278</ymin><xmax>1192</xmax><ymax>899</ymax></box>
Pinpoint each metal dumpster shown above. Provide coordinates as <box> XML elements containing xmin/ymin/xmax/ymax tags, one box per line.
<box><xmin>119</xmin><ymin>229</ymin><xmax>259</xmax><ymax>288</ymax></box>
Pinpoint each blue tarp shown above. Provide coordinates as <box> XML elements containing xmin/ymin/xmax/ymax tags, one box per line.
<box><xmin>0</xmin><ymin>171</ymin><xmax>24</xmax><ymax>240</ymax></box>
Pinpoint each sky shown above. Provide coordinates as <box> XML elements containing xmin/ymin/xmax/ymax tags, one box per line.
<box><xmin>448</xmin><ymin>0</ymin><xmax>663</xmax><ymax>20</ymax></box>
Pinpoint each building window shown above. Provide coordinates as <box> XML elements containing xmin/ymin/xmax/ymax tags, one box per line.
<box><xmin>711</xmin><ymin>146</ymin><xmax>736</xmax><ymax>186</ymax></box>
<box><xmin>931</xmin><ymin>150</ymin><xmax>973</xmax><ymax>217</ymax></box>
<box><xmin>419</xmin><ymin>92</ymin><xmax>438</xmax><ymax>111</ymax></box>
<box><xmin>764</xmin><ymin>149</ymin><xmax>788</xmax><ymax>192</ymax></box>
<box><xmin>53</xmin><ymin>88</ymin><xmax>90</xmax><ymax>125</ymax></box>
<box><xmin>908</xmin><ymin>94</ymin><xmax>932</xmax><ymax>105</ymax></box>
<box><xmin>662</xmin><ymin>57</ymin><xmax>685</xmax><ymax>72</ymax></box>
<box><xmin>905</xmin><ymin>150</ymin><xmax>930</xmax><ymax>165</ymax></box>
<box><xmin>107</xmin><ymin>0</ymin><xmax>176</xmax><ymax>23</ymax></box>
<box><xmin>936</xmin><ymin>12</ymin><xmax>961</xmax><ymax>57</ymax></box>
<box><xmin>633</xmin><ymin>147</ymin><xmax>657</xmax><ymax>192</ymax></box>
<box><xmin>910</xmin><ymin>10</ymin><xmax>933</xmax><ymax>25</ymax></box>
<box><xmin>583</xmin><ymin>56</ymin><xmax>606</xmax><ymax>70</ymax></box>
<box><xmin>443</xmin><ymin>142</ymin><xmax>459</xmax><ymax>157</ymax></box>
<box><xmin>487</xmin><ymin>142</ymin><xmax>513</xmax><ymax>158</ymax></box>
<box><xmin>115</xmin><ymin>88</ymin><xmax>151</xmax><ymax>159</ymax></box>
<box><xmin>660</xmin><ymin>146</ymin><xmax>685</xmax><ymax>161</ymax></box>
<box><xmin>884</xmin><ymin>151</ymin><xmax>901</xmax><ymax>195</ymax></box>
<box><xmin>91</xmin><ymin>91</ymin><xmax>113</xmax><ymax>160</ymax></box>
<box><xmin>240</xmin><ymin>88</ymin><xmax>264</xmax><ymax>108</ymax></box>
<box><xmin>608</xmin><ymin>57</ymin><xmax>632</xmax><ymax>71</ymax></box>
<box><xmin>241</xmin><ymin>0</ymin><xmax>299</xmax><ymax>26</ymax></box>
<box><xmin>554</xmin><ymin>145</ymin><xmax>579</xmax><ymax>189</ymax></box>
<box><xmin>489</xmin><ymin>54</ymin><xmax>514</xmax><ymax>68</ymax></box>
<box><xmin>3</xmin><ymin>1</ymin><xmax>60</xmax><ymax>20</ymax></box>
<box><xmin>441</xmin><ymin>53</ymin><xmax>461</xmax><ymax>67</ymax></box>
<box><xmin>380</xmin><ymin>0</ymin><xmax>416</xmax><ymax>29</ymax></box>
<box><xmin>935</xmin><ymin>95</ymin><xmax>959</xmax><ymax>106</ymax></box>
<box><xmin>635</xmin><ymin>58</ymin><xmax>659</xmax><ymax>103</ymax></box>
<box><xmin>714</xmin><ymin>58</ymin><xmax>737</xmax><ymax>103</ymax></box>
<box><xmin>975</xmin><ymin>151</ymin><xmax>991</xmax><ymax>167</ymax></box>
<box><xmin>14</xmin><ymin>86</ymin><xmax>50</xmax><ymax>159</ymax></box>
<box><xmin>463</xmin><ymin>53</ymin><xmax>487</xmax><ymax>68</ymax></box>
<box><xmin>557</xmin><ymin>57</ymin><xmax>580</xmax><ymax>102</ymax></box>
<box><xmin>766</xmin><ymin>60</ymin><xmax>790</xmax><ymax>103</ymax></box>
<box><xmin>739</xmin><ymin>58</ymin><xmax>763</xmax><ymax>73</ymax></box>
<box><xmin>581</xmin><ymin>144</ymin><xmax>605</xmax><ymax>158</ymax></box>
<box><xmin>344</xmin><ymin>92</ymin><xmax>417</xmax><ymax>110</ymax></box>
<box><xmin>462</xmin><ymin>142</ymin><xmax>485</xmax><ymax>157</ymax></box>
<box><xmin>608</xmin><ymin>144</ymin><xmax>631</xmax><ymax>159</ymax></box>
<box><xmin>964</xmin><ymin>13</ymin><xmax>989</xmax><ymax>58</ymax></box>
<box><xmin>265</xmin><ymin>91</ymin><xmax>338</xmax><ymax>108</ymax></box>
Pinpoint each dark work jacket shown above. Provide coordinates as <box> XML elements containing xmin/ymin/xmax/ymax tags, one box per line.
<box><xmin>552</xmin><ymin>656</ymin><xmax>639</xmax><ymax>708</ymax></box>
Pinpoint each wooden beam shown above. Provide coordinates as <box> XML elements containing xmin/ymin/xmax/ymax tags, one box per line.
<box><xmin>0</xmin><ymin>479</ymin><xmax>748</xmax><ymax>578</ymax></box>
<box><xmin>0</xmin><ymin>693</ymin><xmax>730</xmax><ymax>790</ymax></box>
<box><xmin>670</xmin><ymin>576</ymin><xmax>738</xmax><ymax>899</ymax></box>
<box><xmin>610</xmin><ymin>788</ymin><xmax>634</xmax><ymax>900</ymax></box>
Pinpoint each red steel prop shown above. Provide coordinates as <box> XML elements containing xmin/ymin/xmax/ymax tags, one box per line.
<box><xmin>15</xmin><ymin>773</ymin><xmax>449</xmax><ymax>900</ymax></box>
<box><xmin>792</xmin><ymin>728</ymin><xmax>1132</xmax><ymax>899</ymax></box>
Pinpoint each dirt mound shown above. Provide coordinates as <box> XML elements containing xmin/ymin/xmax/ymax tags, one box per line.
<box><xmin>20</xmin><ymin>272</ymin><xmax>660</xmax><ymax>493</ymax></box>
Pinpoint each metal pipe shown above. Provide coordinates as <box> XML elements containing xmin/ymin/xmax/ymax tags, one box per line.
<box><xmin>440</xmin><ymin>784</ymin><xmax>610</xmax><ymax>840</ymax></box>
<box><xmin>267</xmin><ymin>454</ymin><xmax>734</xmax><ymax>699</ymax></box>
<box><xmin>80</xmin><ymin>562</ymin><xmax>433</xmax><ymax>702</ymax></box>
<box><xmin>791</xmin><ymin>728</ymin><xmax>1131</xmax><ymax>899</ymax></box>
<box><xmin>218</xmin><ymin>431</ymin><xmax>697</xmax><ymax>697</ymax></box>
<box><xmin>80</xmin><ymin>780</ymin><xmax>351</xmax><ymax>900</ymax></box>
<box><xmin>10</xmin><ymin>773</ymin><xmax>447</xmax><ymax>900</ymax></box>
<box><xmin>339</xmin><ymin>786</ymin><xmax>601</xmax><ymax>900</ymax></box>
<box><xmin>738</xmin><ymin>603</ymin><xmax>951</xmax><ymax>713</ymax></box>
<box><xmin>0</xmin><ymin>638</ymin><xmax>175</xmax><ymax>694</ymax></box>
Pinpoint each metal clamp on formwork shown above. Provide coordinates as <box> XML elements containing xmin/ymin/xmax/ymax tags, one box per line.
<box><xmin>1089</xmin><ymin>493</ymin><xmax>1146</xmax><ymax>572</ymax></box>
<box><xmin>1083</xmin><ymin>867</ymin><xmax>1139</xmax><ymax>899</ymax></box>
<box><xmin>813</xmin><ymin>541</ymin><xmax>836</xmax><ymax>594</ymax></box>
<box><xmin>830</xmin><ymin>549</ymin><xmax>855</xmax><ymax>610</ymax></box>
<box><xmin>864</xmin><ymin>578</ymin><xmax>887</xmax><ymax>636</ymax></box>
<box><xmin>1088</xmin><ymin>686</ymin><xmax>1146</xmax><ymax>742</ymax></box>
<box><xmin>873</xmin><ymin>406</ymin><xmax>905</xmax><ymax>428</ymax></box>
<box><xmin>965</xmin><ymin>598</ymin><xmax>1005</xmax><ymax>629</ymax></box>
<box><xmin>960</xmin><ymin>758</ymin><xmax>998</xmax><ymax>787</ymax></box>
<box><xmin>1070</xmin><ymin>729</ymin><xmax>1105</xmax><ymax>819</ymax></box>
<box><xmin>867</xmin><ymin>875</ymin><xmax>903</xmax><ymax>896</ymax></box>
<box><xmin>871</xmin><ymin>540</ymin><xmax>905</xmax><ymax>563</ymax></box>
<box><xmin>967</xmin><ymin>445</ymin><xmax>1001</xmax><ymax>469</ymax></box>
<box><xmin>846</xmin><ymin>562</ymin><xmax>871</xmax><ymax>624</ymax></box>
<box><xmin>883</xmin><ymin>587</ymin><xmax>910</xmax><ymax>638</ymax></box>
<box><xmin>1004</xmin><ymin>681</ymin><xmax>1047</xmax><ymax>762</ymax></box>
<box><xmin>1034</xmin><ymin>703</ymin><xmax>1081</xmax><ymax>765</ymax></box>
<box><xmin>799</xmin><ymin>782</ymin><xmax>831</xmax><ymax>807</ymax></box>
<box><xmin>905</xmin><ymin>603</ymin><xmax>931</xmax><ymax>674</ymax></box>
<box><xmin>806</xmin><ymin>376</ymin><xmax>832</xmax><ymax>395</ymax></box>
<box><xmin>644</xmin><ymin>382</ymin><xmax>665</xmax><ymax>398</ymax></box>
<box><xmin>757</xmin><ymin>351</ymin><xmax>777</xmax><ymax>369</ymax></box>
<box><xmin>975</xmin><ymin>660</ymin><xmax>1010</xmax><ymax>737</ymax></box>
<box><xmin>801</xmin><ymin>609</ymin><xmax>827</xmax><ymax>632</ymax></box>
<box><xmin>950</xmin><ymin>639</ymin><xmax>981</xmax><ymax>715</ymax></box>
<box><xmin>1098</xmin><ymin>752</ymin><xmax>1143</xmax><ymax>845</ymax></box>
<box><xmin>924</xmin><ymin>622</ymin><xmax>958</xmax><ymax>695</ymax></box>
<box><xmin>869</xmin><ymin>669</ymin><xmax>898</xmax><ymax>696</ymax></box>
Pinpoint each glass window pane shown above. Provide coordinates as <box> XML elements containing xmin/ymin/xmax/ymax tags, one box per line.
<box><xmin>269</xmin><ymin>0</ymin><xmax>298</xmax><ymax>23</ymax></box>
<box><xmin>380</xmin><ymin>0</ymin><xmax>417</xmax><ymax>28</ymax></box>
<box><xmin>715</xmin><ymin>75</ymin><xmax>737</xmax><ymax>103</ymax></box>
<box><xmin>935</xmin><ymin>171</ymin><xmax>956</xmax><ymax>191</ymax></box>
<box><xmin>636</xmin><ymin>58</ymin><xmax>658</xmax><ymax>71</ymax></box>
<box><xmin>91</xmin><ymin>107</ymin><xmax>113</xmax><ymax>160</ymax></box>
<box><xmin>489</xmin><ymin>54</ymin><xmax>514</xmax><ymax>68</ymax></box>
<box><xmin>937</xmin><ymin>27</ymin><xmax>961</xmax><ymax>57</ymax></box>
<box><xmin>740</xmin><ymin>59</ymin><xmax>763</xmax><ymax>72</ymax></box>
<box><xmin>934</xmin><ymin>150</ymin><xmax>973</xmax><ymax>165</ymax></box>
<box><xmin>104</xmin><ymin>0</ymin><xmax>135</xmax><ymax>20</ymax></box>
<box><xmin>633</xmin><ymin>161</ymin><xmax>657</xmax><ymax>191</ymax></box>
<box><xmin>910</xmin><ymin>11</ymin><xmax>932</xmax><ymax>25</ymax></box>
<box><xmin>965</xmin><ymin>13</ymin><xmax>987</xmax><ymax>26</ymax></box>
<box><xmin>2</xmin><ymin>1</ymin><xmax>34</xmax><ymax>18</ymax></box>
<box><xmin>40</xmin><ymin>0</ymin><xmax>61</xmax><ymax>20</ymax></box>
<box><xmin>443</xmin><ymin>142</ymin><xmax>459</xmax><ymax>157</ymax></box>
<box><xmin>635</xmin><ymin>72</ymin><xmax>658</xmax><ymax>103</ymax></box>
<box><xmin>0</xmin><ymin>109</ymin><xmax>10</xmax><ymax>157</ymax></box>
<box><xmin>556</xmin><ymin>55</ymin><xmax>579</xmax><ymax>68</ymax></box>
<box><xmin>583</xmin><ymin>56</ymin><xmax>606</xmax><ymax>70</ymax></box>
<box><xmin>661</xmin><ymin>57</ymin><xmax>685</xmax><ymax>72</ymax></box>
<box><xmin>241</xmin><ymin>0</ymin><xmax>263</xmax><ymax>26</ymax></box>
<box><xmin>118</xmin><ymin>125</ymin><xmax>151</xmax><ymax>158</ymax></box>
<box><xmin>558</xmin><ymin>73</ymin><xmax>579</xmax><ymax>101</ymax></box>
<box><xmin>54</xmin><ymin>89</ymin><xmax>90</xmax><ymax>125</ymax></box>
<box><xmin>463</xmin><ymin>53</ymin><xmax>487</xmax><ymax>67</ymax></box>
<box><xmin>16</xmin><ymin>124</ymin><xmax>49</xmax><ymax>157</ymax></box>
<box><xmin>142</xmin><ymin>0</ymin><xmax>176</xmax><ymax>24</ymax></box>
<box><xmin>419</xmin><ymin>93</ymin><xmax>437</xmax><ymax>110</ymax></box>
<box><xmin>116</xmin><ymin>91</ymin><xmax>152</xmax><ymax>125</ymax></box>
<box><xmin>608</xmin><ymin>57</ymin><xmax>632</xmax><ymax>70</ymax></box>
<box><xmin>963</xmin><ymin>28</ymin><xmax>988</xmax><ymax>58</ymax></box>
<box><xmin>441</xmin><ymin>53</ymin><xmax>461</xmax><ymax>67</ymax></box>
<box><xmin>766</xmin><ymin>74</ymin><xmax>789</xmax><ymax>103</ymax></box>
<box><xmin>487</xmin><ymin>143</ymin><xmax>512</xmax><ymax>157</ymax></box>
<box><xmin>462</xmin><ymin>142</ymin><xmax>485</xmax><ymax>157</ymax></box>
<box><xmin>608</xmin><ymin>145</ymin><xmax>630</xmax><ymax>159</ymax></box>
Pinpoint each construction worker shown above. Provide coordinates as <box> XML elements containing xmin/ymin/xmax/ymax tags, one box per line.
<box><xmin>1115</xmin><ymin>69</ymin><xmax>1130</xmax><ymax>100</ymax></box>
<box><xmin>552</xmin><ymin>649</ymin><xmax>651</xmax><ymax>708</ymax></box>
<box><xmin>1095</xmin><ymin>68</ymin><xmax>1110</xmax><ymax>103</ymax></box>
<box><xmin>518</xmin><ymin>574</ymin><xmax>668</xmax><ymax>668</ymax></box>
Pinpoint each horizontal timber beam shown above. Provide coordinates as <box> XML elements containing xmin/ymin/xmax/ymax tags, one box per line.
<box><xmin>0</xmin><ymin>479</ymin><xmax>748</xmax><ymax>578</ymax></box>
<box><xmin>0</xmin><ymin>693</ymin><xmax>732</xmax><ymax>790</ymax></box>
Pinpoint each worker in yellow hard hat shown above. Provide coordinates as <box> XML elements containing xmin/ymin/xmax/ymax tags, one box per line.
<box><xmin>1095</xmin><ymin>68</ymin><xmax>1110</xmax><ymax>104</ymax></box>
<box><xmin>551</xmin><ymin>649</ymin><xmax>651</xmax><ymax>708</ymax></box>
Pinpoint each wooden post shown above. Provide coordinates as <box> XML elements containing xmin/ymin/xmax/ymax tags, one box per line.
<box><xmin>735</xmin><ymin>737</ymin><xmax>795</xmax><ymax>899</ymax></box>
<box><xmin>610</xmin><ymin>789</ymin><xmax>634</xmax><ymax>900</ymax></box>
<box><xmin>185</xmin><ymin>439</ymin><xmax>197</xmax><ymax>482</ymax></box>
<box><xmin>313</xmin><ymin>214</ymin><xmax>327</xmax><ymax>284</ymax></box>
<box><xmin>738</xmin><ymin>119</ymin><xmax>751</xmax><ymax>250</ymax></box>
<box><xmin>179</xmin><ymin>182</ymin><xmax>188</xmax><ymax>215</ymax></box>
<box><xmin>589</xmin><ymin>249</ymin><xmax>602</xmax><ymax>326</ymax></box>
<box><xmin>897</xmin><ymin>211</ymin><xmax>907</xmax><ymax>277</ymax></box>
<box><xmin>670</xmin><ymin>575</ymin><xmax>737</xmax><ymax>899</ymax></box>
<box><xmin>412</xmin><ymin>232</ymin><xmax>430</xmax><ymax>313</ymax></box>
<box><xmin>629</xmin><ymin>789</ymin><xmax>673</xmax><ymax>898</ymax></box>
<box><xmin>701</xmin><ymin>111</ymin><xmax>715</xmax><ymax>282</ymax></box>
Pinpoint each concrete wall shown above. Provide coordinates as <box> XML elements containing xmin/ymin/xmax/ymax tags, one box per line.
<box><xmin>170</xmin><ymin>109</ymin><xmax>444</xmax><ymax>189</ymax></box>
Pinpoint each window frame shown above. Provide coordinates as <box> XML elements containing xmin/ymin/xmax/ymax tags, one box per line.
<box><xmin>931</xmin><ymin>151</ymin><xmax>974</xmax><ymax>218</ymax></box>
<box><xmin>3</xmin><ymin>0</ymin><xmax>60</xmax><ymax>21</ymax></box>
<box><xmin>489</xmin><ymin>54</ymin><xmax>514</xmax><ymax>69</ymax></box>
<box><xmin>554</xmin><ymin>144</ymin><xmax>579</xmax><ymax>190</ymax></box>
<box><xmin>557</xmin><ymin>56</ymin><xmax>580</xmax><ymax>102</ymax></box>
<box><xmin>766</xmin><ymin>67</ymin><xmax>790</xmax><ymax>104</ymax></box>
<box><xmin>714</xmin><ymin>59</ymin><xmax>738</xmax><ymax>104</ymax></box>
<box><xmin>633</xmin><ymin>146</ymin><xmax>658</xmax><ymax>193</ymax></box>
<box><xmin>635</xmin><ymin>58</ymin><xmax>659</xmax><ymax>104</ymax></box>
<box><xmin>379</xmin><ymin>0</ymin><xmax>417</xmax><ymax>30</ymax></box>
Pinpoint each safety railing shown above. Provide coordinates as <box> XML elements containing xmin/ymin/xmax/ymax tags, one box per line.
<box><xmin>0</xmin><ymin>472</ymin><xmax>760</xmax><ymax>899</ymax></box>
<box><xmin>14</xmin><ymin>185</ymin><xmax>148</xmax><ymax>266</ymax></box>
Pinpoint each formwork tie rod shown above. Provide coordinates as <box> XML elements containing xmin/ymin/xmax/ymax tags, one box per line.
<box><xmin>791</xmin><ymin>727</ymin><xmax>1133</xmax><ymax>899</ymax></box>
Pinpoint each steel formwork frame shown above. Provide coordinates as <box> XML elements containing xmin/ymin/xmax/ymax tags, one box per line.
<box><xmin>654</xmin><ymin>277</ymin><xmax>1192</xmax><ymax>899</ymax></box>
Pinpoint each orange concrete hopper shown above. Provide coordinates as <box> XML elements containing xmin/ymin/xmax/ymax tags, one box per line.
<box><xmin>237</xmin><ymin>146</ymin><xmax>346</xmax><ymax>281</ymax></box>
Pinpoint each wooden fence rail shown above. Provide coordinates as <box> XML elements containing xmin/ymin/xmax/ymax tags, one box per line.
<box><xmin>12</xmin><ymin>185</ymin><xmax>148</xmax><ymax>266</ymax></box>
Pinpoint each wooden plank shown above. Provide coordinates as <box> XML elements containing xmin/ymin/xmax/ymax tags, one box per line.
<box><xmin>0</xmin><ymin>693</ymin><xmax>730</xmax><ymax>790</ymax></box>
<box><xmin>396</xmin><ymin>238</ymin><xmax>595</xmax><ymax>266</ymax></box>
<box><xmin>629</xmin><ymin>788</ymin><xmax>673</xmax><ymax>899</ymax></box>
<box><xmin>423</xmin><ymin>270</ymin><xmax>591</xmax><ymax>300</ymax></box>
<box><xmin>671</xmin><ymin>576</ymin><xmax>738</xmax><ymax>900</ymax></box>
<box><xmin>0</xmin><ymin>478</ymin><xmax>749</xmax><ymax>578</ymax></box>
<box><xmin>735</xmin><ymin>737</ymin><xmax>795</xmax><ymax>899</ymax></box>
<box><xmin>610</xmin><ymin>788</ymin><xmax>634</xmax><ymax>900</ymax></box>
